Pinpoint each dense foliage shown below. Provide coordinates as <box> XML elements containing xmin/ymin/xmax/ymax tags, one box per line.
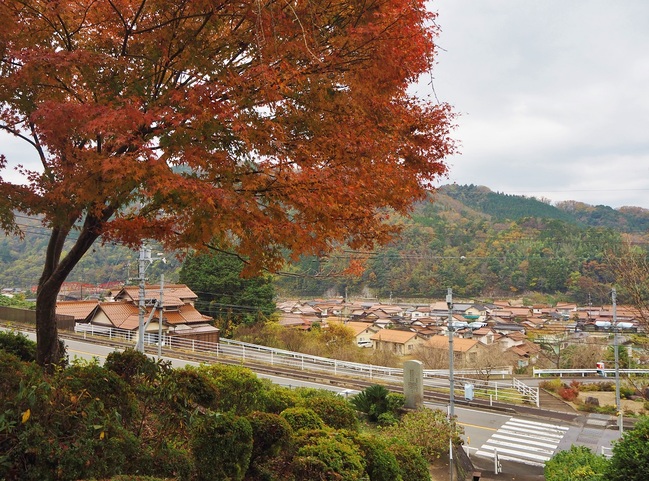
<box><xmin>605</xmin><ymin>416</ymin><xmax>649</xmax><ymax>481</ymax></box>
<box><xmin>275</xmin><ymin>186</ymin><xmax>645</xmax><ymax>302</ymax></box>
<box><xmin>1</xmin><ymin>332</ymin><xmax>458</xmax><ymax>481</ymax></box>
<box><xmin>544</xmin><ymin>445</ymin><xmax>608</xmax><ymax>481</ymax></box>
<box><xmin>0</xmin><ymin>0</ymin><xmax>454</xmax><ymax>368</ymax></box>
<box><xmin>1</xmin><ymin>185</ymin><xmax>648</xmax><ymax>309</ymax></box>
<box><xmin>179</xmin><ymin>251</ymin><xmax>276</xmax><ymax>332</ymax></box>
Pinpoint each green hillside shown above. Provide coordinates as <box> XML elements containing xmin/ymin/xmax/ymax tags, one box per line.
<box><xmin>2</xmin><ymin>185</ymin><xmax>647</xmax><ymax>304</ymax></box>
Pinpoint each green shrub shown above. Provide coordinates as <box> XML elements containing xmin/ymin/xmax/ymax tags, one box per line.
<box><xmin>160</xmin><ymin>367</ymin><xmax>219</xmax><ymax>411</ymax></box>
<box><xmin>135</xmin><ymin>440</ymin><xmax>193</xmax><ymax>480</ymax></box>
<box><xmin>381</xmin><ymin>408</ymin><xmax>462</xmax><ymax>462</ymax></box>
<box><xmin>104</xmin><ymin>348</ymin><xmax>166</xmax><ymax>381</ymax></box>
<box><xmin>353</xmin><ymin>434</ymin><xmax>402</xmax><ymax>481</ymax></box>
<box><xmin>55</xmin><ymin>361</ymin><xmax>138</xmax><ymax>423</ymax></box>
<box><xmin>543</xmin><ymin>445</ymin><xmax>608</xmax><ymax>481</ymax></box>
<box><xmin>385</xmin><ymin>438</ymin><xmax>431</xmax><ymax>481</ymax></box>
<box><xmin>247</xmin><ymin>411</ymin><xmax>293</xmax><ymax>461</ymax></box>
<box><xmin>258</xmin><ymin>384</ymin><xmax>300</xmax><ymax>414</ymax></box>
<box><xmin>376</xmin><ymin>412</ymin><xmax>399</xmax><ymax>426</ymax></box>
<box><xmin>0</xmin><ymin>330</ymin><xmax>36</xmax><ymax>361</ymax></box>
<box><xmin>190</xmin><ymin>411</ymin><xmax>253</xmax><ymax>481</ymax></box>
<box><xmin>539</xmin><ymin>379</ymin><xmax>563</xmax><ymax>393</ymax></box>
<box><xmin>299</xmin><ymin>394</ymin><xmax>359</xmax><ymax>431</ymax></box>
<box><xmin>545</xmin><ymin>445</ymin><xmax>608</xmax><ymax>481</ymax></box>
<box><xmin>291</xmin><ymin>431</ymin><xmax>366</xmax><ymax>481</ymax></box>
<box><xmin>620</xmin><ymin>385</ymin><xmax>635</xmax><ymax>399</ymax></box>
<box><xmin>351</xmin><ymin>385</ymin><xmax>391</xmax><ymax>422</ymax></box>
<box><xmin>199</xmin><ymin>364</ymin><xmax>268</xmax><ymax>415</ymax></box>
<box><xmin>606</xmin><ymin>416</ymin><xmax>649</xmax><ymax>480</ymax></box>
<box><xmin>280</xmin><ymin>407</ymin><xmax>325</xmax><ymax>432</ymax></box>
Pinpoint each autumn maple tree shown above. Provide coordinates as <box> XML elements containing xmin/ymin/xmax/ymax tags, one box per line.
<box><xmin>0</xmin><ymin>0</ymin><xmax>454</xmax><ymax>368</ymax></box>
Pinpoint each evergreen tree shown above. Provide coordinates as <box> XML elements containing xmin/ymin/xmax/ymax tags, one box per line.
<box><xmin>179</xmin><ymin>252</ymin><xmax>276</xmax><ymax>330</ymax></box>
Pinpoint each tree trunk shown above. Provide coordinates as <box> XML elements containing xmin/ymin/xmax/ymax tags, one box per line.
<box><xmin>35</xmin><ymin>212</ymin><xmax>108</xmax><ymax>370</ymax></box>
<box><xmin>36</xmin><ymin>278</ymin><xmax>62</xmax><ymax>368</ymax></box>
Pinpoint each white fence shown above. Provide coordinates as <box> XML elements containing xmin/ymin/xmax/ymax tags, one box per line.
<box><xmin>73</xmin><ymin>323</ymin><xmax>538</xmax><ymax>406</ymax></box>
<box><xmin>533</xmin><ymin>368</ymin><xmax>649</xmax><ymax>377</ymax></box>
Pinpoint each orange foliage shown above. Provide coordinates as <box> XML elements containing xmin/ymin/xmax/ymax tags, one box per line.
<box><xmin>0</xmin><ymin>0</ymin><xmax>455</xmax><ymax>363</ymax></box>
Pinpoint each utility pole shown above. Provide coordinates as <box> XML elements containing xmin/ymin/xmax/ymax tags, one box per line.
<box><xmin>158</xmin><ymin>274</ymin><xmax>164</xmax><ymax>359</ymax></box>
<box><xmin>136</xmin><ymin>245</ymin><xmax>152</xmax><ymax>352</ymax></box>
<box><xmin>447</xmin><ymin>287</ymin><xmax>455</xmax><ymax>481</ymax></box>
<box><xmin>136</xmin><ymin>245</ymin><xmax>166</xmax><ymax>353</ymax></box>
<box><xmin>613</xmin><ymin>288</ymin><xmax>623</xmax><ymax>435</ymax></box>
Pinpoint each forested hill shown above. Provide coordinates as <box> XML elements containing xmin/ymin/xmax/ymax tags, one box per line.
<box><xmin>437</xmin><ymin>184</ymin><xmax>649</xmax><ymax>233</ymax></box>
<box><xmin>275</xmin><ymin>185</ymin><xmax>649</xmax><ymax>303</ymax></box>
<box><xmin>2</xmin><ymin>185</ymin><xmax>648</xmax><ymax>303</ymax></box>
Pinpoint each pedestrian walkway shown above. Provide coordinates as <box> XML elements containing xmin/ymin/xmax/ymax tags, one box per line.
<box><xmin>475</xmin><ymin>417</ymin><xmax>569</xmax><ymax>467</ymax></box>
<box><xmin>557</xmin><ymin>413</ymin><xmax>621</xmax><ymax>457</ymax></box>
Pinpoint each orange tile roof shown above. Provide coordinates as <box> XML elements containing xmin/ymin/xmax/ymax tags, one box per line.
<box><xmin>427</xmin><ymin>335</ymin><xmax>479</xmax><ymax>353</ymax></box>
<box><xmin>56</xmin><ymin>300</ymin><xmax>100</xmax><ymax>320</ymax></box>
<box><xmin>370</xmin><ymin>329</ymin><xmax>417</xmax><ymax>344</ymax></box>
<box><xmin>116</xmin><ymin>284</ymin><xmax>198</xmax><ymax>303</ymax></box>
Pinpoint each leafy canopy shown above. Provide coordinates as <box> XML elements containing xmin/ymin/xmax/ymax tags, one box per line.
<box><xmin>0</xmin><ymin>0</ymin><xmax>454</xmax><ymax>367</ymax></box>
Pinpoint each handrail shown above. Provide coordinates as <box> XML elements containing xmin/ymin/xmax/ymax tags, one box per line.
<box><xmin>533</xmin><ymin>368</ymin><xmax>649</xmax><ymax>377</ymax></box>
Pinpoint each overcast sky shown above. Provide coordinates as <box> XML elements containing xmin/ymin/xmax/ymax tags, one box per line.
<box><xmin>426</xmin><ymin>0</ymin><xmax>649</xmax><ymax>209</ymax></box>
<box><xmin>2</xmin><ymin>2</ymin><xmax>648</xmax><ymax>210</ymax></box>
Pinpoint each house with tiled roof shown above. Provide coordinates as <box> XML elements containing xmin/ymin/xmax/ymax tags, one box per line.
<box><xmin>329</xmin><ymin>321</ymin><xmax>379</xmax><ymax>347</ymax></box>
<box><xmin>114</xmin><ymin>284</ymin><xmax>199</xmax><ymax>306</ymax></box>
<box><xmin>78</xmin><ymin>284</ymin><xmax>218</xmax><ymax>345</ymax></box>
<box><xmin>56</xmin><ymin>300</ymin><xmax>101</xmax><ymax>322</ymax></box>
<box><xmin>370</xmin><ymin>329</ymin><xmax>424</xmax><ymax>356</ymax></box>
<box><xmin>426</xmin><ymin>335</ymin><xmax>483</xmax><ymax>364</ymax></box>
<box><xmin>471</xmin><ymin>327</ymin><xmax>496</xmax><ymax>345</ymax></box>
<box><xmin>506</xmin><ymin>341</ymin><xmax>541</xmax><ymax>369</ymax></box>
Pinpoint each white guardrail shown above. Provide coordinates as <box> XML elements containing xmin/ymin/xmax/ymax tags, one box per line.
<box><xmin>71</xmin><ymin>323</ymin><xmax>538</xmax><ymax>406</ymax></box>
<box><xmin>533</xmin><ymin>368</ymin><xmax>649</xmax><ymax>377</ymax></box>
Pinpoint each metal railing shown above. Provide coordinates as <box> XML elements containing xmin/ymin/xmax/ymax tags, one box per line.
<box><xmin>72</xmin><ymin>323</ymin><xmax>537</xmax><ymax>406</ymax></box>
<box><xmin>533</xmin><ymin>368</ymin><xmax>649</xmax><ymax>377</ymax></box>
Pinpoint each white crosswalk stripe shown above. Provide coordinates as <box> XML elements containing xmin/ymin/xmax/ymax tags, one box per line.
<box><xmin>475</xmin><ymin>417</ymin><xmax>569</xmax><ymax>467</ymax></box>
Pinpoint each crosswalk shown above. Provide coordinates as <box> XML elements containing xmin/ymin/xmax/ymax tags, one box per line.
<box><xmin>475</xmin><ymin>417</ymin><xmax>569</xmax><ymax>467</ymax></box>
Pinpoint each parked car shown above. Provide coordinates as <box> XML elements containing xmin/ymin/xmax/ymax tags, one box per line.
<box><xmin>448</xmin><ymin>320</ymin><xmax>469</xmax><ymax>330</ymax></box>
<box><xmin>468</xmin><ymin>321</ymin><xmax>486</xmax><ymax>330</ymax></box>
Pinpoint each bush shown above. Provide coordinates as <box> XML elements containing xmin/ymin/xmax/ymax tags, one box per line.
<box><xmin>0</xmin><ymin>330</ymin><xmax>36</xmax><ymax>361</ymax></box>
<box><xmin>385</xmin><ymin>438</ymin><xmax>430</xmax><ymax>481</ymax></box>
<box><xmin>258</xmin><ymin>384</ymin><xmax>300</xmax><ymax>414</ymax></box>
<box><xmin>544</xmin><ymin>445</ymin><xmax>608</xmax><ymax>481</ymax></box>
<box><xmin>298</xmin><ymin>394</ymin><xmax>359</xmax><ymax>431</ymax></box>
<box><xmin>104</xmin><ymin>348</ymin><xmax>165</xmax><ymax>381</ymax></box>
<box><xmin>55</xmin><ymin>361</ymin><xmax>138</xmax><ymax>423</ymax></box>
<box><xmin>160</xmin><ymin>367</ymin><xmax>219</xmax><ymax>411</ymax></box>
<box><xmin>539</xmin><ymin>378</ymin><xmax>563</xmax><ymax>393</ymax></box>
<box><xmin>190</xmin><ymin>411</ymin><xmax>253</xmax><ymax>481</ymax></box>
<box><xmin>199</xmin><ymin>364</ymin><xmax>268</xmax><ymax>415</ymax></box>
<box><xmin>381</xmin><ymin>408</ymin><xmax>462</xmax><ymax>462</ymax></box>
<box><xmin>606</xmin><ymin>416</ymin><xmax>649</xmax><ymax>480</ymax></box>
<box><xmin>353</xmin><ymin>434</ymin><xmax>403</xmax><ymax>481</ymax></box>
<box><xmin>280</xmin><ymin>407</ymin><xmax>325</xmax><ymax>432</ymax></box>
<box><xmin>291</xmin><ymin>431</ymin><xmax>366</xmax><ymax>481</ymax></box>
<box><xmin>620</xmin><ymin>385</ymin><xmax>636</xmax><ymax>400</ymax></box>
<box><xmin>247</xmin><ymin>411</ymin><xmax>293</xmax><ymax>461</ymax></box>
<box><xmin>558</xmin><ymin>387</ymin><xmax>579</xmax><ymax>402</ymax></box>
<box><xmin>351</xmin><ymin>385</ymin><xmax>391</xmax><ymax>422</ymax></box>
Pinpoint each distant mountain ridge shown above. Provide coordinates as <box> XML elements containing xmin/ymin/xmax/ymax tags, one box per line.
<box><xmin>435</xmin><ymin>184</ymin><xmax>649</xmax><ymax>233</ymax></box>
